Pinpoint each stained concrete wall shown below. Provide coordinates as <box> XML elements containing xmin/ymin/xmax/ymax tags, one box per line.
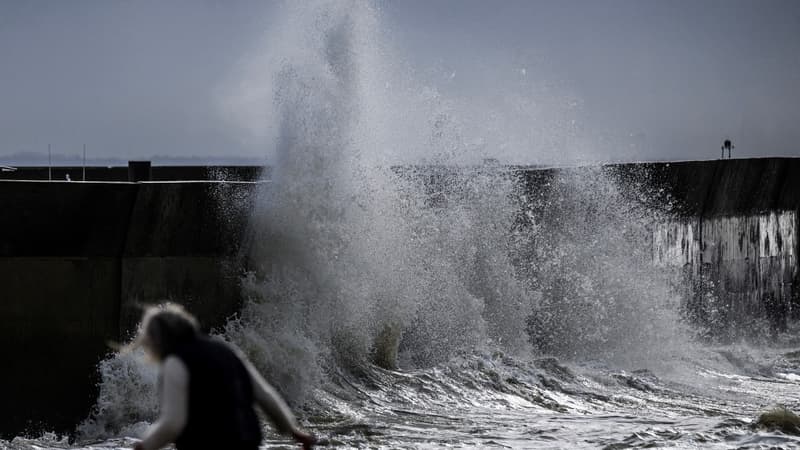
<box><xmin>0</xmin><ymin>180</ymin><xmax>255</xmax><ymax>438</ymax></box>
<box><xmin>654</xmin><ymin>212</ymin><xmax>796</xmax><ymax>333</ymax></box>
<box><xmin>420</xmin><ymin>158</ymin><xmax>800</xmax><ymax>335</ymax></box>
<box><xmin>611</xmin><ymin>158</ymin><xmax>800</xmax><ymax>335</ymax></box>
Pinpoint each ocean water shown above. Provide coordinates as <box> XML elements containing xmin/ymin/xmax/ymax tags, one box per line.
<box><xmin>7</xmin><ymin>342</ymin><xmax>800</xmax><ymax>449</ymax></box>
<box><xmin>5</xmin><ymin>2</ymin><xmax>800</xmax><ymax>449</ymax></box>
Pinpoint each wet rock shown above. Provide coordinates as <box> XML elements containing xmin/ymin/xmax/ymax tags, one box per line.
<box><xmin>755</xmin><ymin>406</ymin><xmax>800</xmax><ymax>435</ymax></box>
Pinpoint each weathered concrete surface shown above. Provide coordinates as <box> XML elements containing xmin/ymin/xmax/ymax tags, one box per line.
<box><xmin>610</xmin><ymin>157</ymin><xmax>800</xmax><ymax>216</ymax></box>
<box><xmin>618</xmin><ymin>158</ymin><xmax>800</xmax><ymax>335</ymax></box>
<box><xmin>654</xmin><ymin>212</ymin><xmax>796</xmax><ymax>334</ymax></box>
<box><xmin>0</xmin><ymin>180</ymin><xmax>255</xmax><ymax>438</ymax></box>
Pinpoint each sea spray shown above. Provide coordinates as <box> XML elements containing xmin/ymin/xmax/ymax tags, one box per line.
<box><xmin>222</xmin><ymin>5</ymin><xmax>581</xmax><ymax>369</ymax></box>
<box><xmin>76</xmin><ymin>350</ymin><xmax>157</xmax><ymax>440</ymax></box>
<box><xmin>524</xmin><ymin>167</ymin><xmax>689</xmax><ymax>367</ymax></box>
<box><xmin>77</xmin><ymin>1</ymin><xmax>692</xmax><ymax>441</ymax></box>
<box><xmin>235</xmin><ymin>0</ymin><xmax>537</xmax><ymax>381</ymax></box>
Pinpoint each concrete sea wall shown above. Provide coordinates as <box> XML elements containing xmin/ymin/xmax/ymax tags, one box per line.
<box><xmin>653</xmin><ymin>211</ymin><xmax>796</xmax><ymax>333</ymax></box>
<box><xmin>0</xmin><ymin>157</ymin><xmax>798</xmax><ymax>437</ymax></box>
<box><xmin>615</xmin><ymin>158</ymin><xmax>800</xmax><ymax>335</ymax></box>
<box><xmin>0</xmin><ymin>180</ymin><xmax>255</xmax><ymax>438</ymax></box>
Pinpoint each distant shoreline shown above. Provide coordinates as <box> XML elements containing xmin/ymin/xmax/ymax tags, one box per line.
<box><xmin>0</xmin><ymin>152</ymin><xmax>267</xmax><ymax>167</ymax></box>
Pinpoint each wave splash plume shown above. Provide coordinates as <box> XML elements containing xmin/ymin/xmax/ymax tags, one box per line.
<box><xmin>38</xmin><ymin>2</ymin><xmax>800</xmax><ymax>449</ymax></box>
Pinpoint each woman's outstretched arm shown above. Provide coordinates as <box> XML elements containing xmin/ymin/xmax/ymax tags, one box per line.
<box><xmin>134</xmin><ymin>357</ymin><xmax>189</xmax><ymax>450</ymax></box>
<box><xmin>242</xmin><ymin>359</ymin><xmax>315</xmax><ymax>448</ymax></box>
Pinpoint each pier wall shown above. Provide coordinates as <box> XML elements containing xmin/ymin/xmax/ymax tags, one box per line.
<box><xmin>0</xmin><ymin>180</ymin><xmax>255</xmax><ymax>438</ymax></box>
<box><xmin>1</xmin><ymin>157</ymin><xmax>798</xmax><ymax>437</ymax></box>
<box><xmin>609</xmin><ymin>158</ymin><xmax>800</xmax><ymax>335</ymax></box>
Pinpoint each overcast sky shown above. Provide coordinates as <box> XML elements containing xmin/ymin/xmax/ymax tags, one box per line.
<box><xmin>1</xmin><ymin>0</ymin><xmax>799</xmax><ymax>164</ymax></box>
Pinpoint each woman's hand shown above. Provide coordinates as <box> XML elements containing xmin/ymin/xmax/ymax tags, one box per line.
<box><xmin>292</xmin><ymin>428</ymin><xmax>316</xmax><ymax>450</ymax></box>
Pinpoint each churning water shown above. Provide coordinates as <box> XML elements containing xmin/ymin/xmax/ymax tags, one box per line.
<box><xmin>5</xmin><ymin>2</ymin><xmax>800</xmax><ymax>449</ymax></box>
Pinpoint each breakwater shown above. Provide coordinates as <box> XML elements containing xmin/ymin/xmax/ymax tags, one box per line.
<box><xmin>0</xmin><ymin>157</ymin><xmax>797</xmax><ymax>438</ymax></box>
<box><xmin>474</xmin><ymin>157</ymin><xmax>798</xmax><ymax>338</ymax></box>
<box><xmin>619</xmin><ymin>158</ymin><xmax>800</xmax><ymax>336</ymax></box>
<box><xmin>0</xmin><ymin>179</ymin><xmax>255</xmax><ymax>438</ymax></box>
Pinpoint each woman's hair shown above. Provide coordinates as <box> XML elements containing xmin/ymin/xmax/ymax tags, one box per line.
<box><xmin>137</xmin><ymin>303</ymin><xmax>200</xmax><ymax>360</ymax></box>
